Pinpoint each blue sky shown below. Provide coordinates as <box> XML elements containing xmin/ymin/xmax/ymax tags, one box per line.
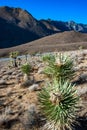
<box><xmin>0</xmin><ymin>0</ymin><xmax>87</xmax><ymax>24</ymax></box>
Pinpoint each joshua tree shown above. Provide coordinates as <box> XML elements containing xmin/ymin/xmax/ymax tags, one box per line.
<box><xmin>25</xmin><ymin>54</ymin><xmax>28</xmax><ymax>63</ymax></box>
<box><xmin>43</xmin><ymin>53</ymin><xmax>75</xmax><ymax>81</ymax></box>
<box><xmin>38</xmin><ymin>79</ymin><xmax>79</xmax><ymax>130</ymax></box>
<box><xmin>9</xmin><ymin>51</ymin><xmax>19</xmax><ymax>67</ymax></box>
<box><xmin>17</xmin><ymin>57</ymin><xmax>22</xmax><ymax>66</ymax></box>
<box><xmin>24</xmin><ymin>52</ymin><xmax>29</xmax><ymax>63</ymax></box>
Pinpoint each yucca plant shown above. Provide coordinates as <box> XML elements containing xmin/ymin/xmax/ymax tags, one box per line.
<box><xmin>38</xmin><ymin>79</ymin><xmax>79</xmax><ymax>130</ymax></box>
<box><xmin>43</xmin><ymin>53</ymin><xmax>75</xmax><ymax>81</ymax></box>
<box><xmin>42</xmin><ymin>54</ymin><xmax>55</xmax><ymax>63</ymax></box>
<box><xmin>9</xmin><ymin>51</ymin><xmax>19</xmax><ymax>67</ymax></box>
<box><xmin>21</xmin><ymin>64</ymin><xmax>31</xmax><ymax>81</ymax></box>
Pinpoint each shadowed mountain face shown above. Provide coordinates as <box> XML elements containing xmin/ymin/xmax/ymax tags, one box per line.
<box><xmin>0</xmin><ymin>6</ymin><xmax>87</xmax><ymax>48</ymax></box>
<box><xmin>0</xmin><ymin>17</ymin><xmax>40</xmax><ymax>48</ymax></box>
<box><xmin>0</xmin><ymin>6</ymin><xmax>58</xmax><ymax>48</ymax></box>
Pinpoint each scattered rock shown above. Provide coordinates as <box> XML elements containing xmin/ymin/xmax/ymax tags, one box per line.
<box><xmin>0</xmin><ymin>69</ymin><xmax>6</xmax><ymax>73</ymax></box>
<box><xmin>74</xmin><ymin>66</ymin><xmax>80</xmax><ymax>71</ymax></box>
<box><xmin>20</xmin><ymin>80</ymin><xmax>33</xmax><ymax>88</ymax></box>
<box><xmin>12</xmin><ymin>71</ymin><xmax>17</xmax><ymax>75</ymax></box>
<box><xmin>28</xmin><ymin>84</ymin><xmax>39</xmax><ymax>92</ymax></box>
<box><xmin>37</xmin><ymin>68</ymin><xmax>44</xmax><ymax>74</ymax></box>
<box><xmin>4</xmin><ymin>70</ymin><xmax>13</xmax><ymax>75</ymax></box>
<box><xmin>18</xmin><ymin>95</ymin><xmax>22</xmax><ymax>99</ymax></box>
<box><xmin>2</xmin><ymin>75</ymin><xmax>9</xmax><ymax>80</ymax></box>
<box><xmin>0</xmin><ymin>100</ymin><xmax>4</xmax><ymax>106</ymax></box>
<box><xmin>15</xmin><ymin>77</ymin><xmax>21</xmax><ymax>84</ymax></box>
<box><xmin>0</xmin><ymin>79</ymin><xmax>7</xmax><ymax>85</ymax></box>
<box><xmin>33</xmin><ymin>66</ymin><xmax>39</xmax><ymax>71</ymax></box>
<box><xmin>16</xmin><ymin>73</ymin><xmax>23</xmax><ymax>78</ymax></box>
<box><xmin>8</xmin><ymin>75</ymin><xmax>16</xmax><ymax>80</ymax></box>
<box><xmin>77</xmin><ymin>84</ymin><xmax>87</xmax><ymax>95</ymax></box>
<box><xmin>79</xmin><ymin>73</ymin><xmax>87</xmax><ymax>82</ymax></box>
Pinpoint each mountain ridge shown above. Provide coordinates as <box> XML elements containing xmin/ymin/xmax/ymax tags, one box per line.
<box><xmin>0</xmin><ymin>6</ymin><xmax>87</xmax><ymax>48</ymax></box>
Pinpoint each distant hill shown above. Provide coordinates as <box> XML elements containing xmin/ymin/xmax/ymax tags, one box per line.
<box><xmin>0</xmin><ymin>6</ymin><xmax>87</xmax><ymax>48</ymax></box>
<box><xmin>0</xmin><ymin>31</ymin><xmax>87</xmax><ymax>57</ymax></box>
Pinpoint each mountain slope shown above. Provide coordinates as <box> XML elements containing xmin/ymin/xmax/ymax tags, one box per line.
<box><xmin>0</xmin><ymin>31</ymin><xmax>87</xmax><ymax>57</ymax></box>
<box><xmin>0</xmin><ymin>6</ymin><xmax>58</xmax><ymax>48</ymax></box>
<box><xmin>0</xmin><ymin>6</ymin><xmax>87</xmax><ymax>49</ymax></box>
<box><xmin>40</xmin><ymin>20</ymin><xmax>87</xmax><ymax>33</ymax></box>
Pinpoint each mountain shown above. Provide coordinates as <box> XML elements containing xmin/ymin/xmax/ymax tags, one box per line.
<box><xmin>0</xmin><ymin>6</ymin><xmax>58</xmax><ymax>48</ymax></box>
<box><xmin>0</xmin><ymin>31</ymin><xmax>87</xmax><ymax>57</ymax></box>
<box><xmin>40</xmin><ymin>20</ymin><xmax>87</xmax><ymax>33</ymax></box>
<box><xmin>0</xmin><ymin>6</ymin><xmax>87</xmax><ymax>48</ymax></box>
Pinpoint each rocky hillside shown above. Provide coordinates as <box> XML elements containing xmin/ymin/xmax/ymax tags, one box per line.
<box><xmin>0</xmin><ymin>6</ymin><xmax>87</xmax><ymax>48</ymax></box>
<box><xmin>0</xmin><ymin>31</ymin><xmax>87</xmax><ymax>57</ymax></box>
<box><xmin>40</xmin><ymin>20</ymin><xmax>87</xmax><ymax>33</ymax></box>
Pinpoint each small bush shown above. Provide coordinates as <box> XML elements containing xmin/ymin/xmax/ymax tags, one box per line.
<box><xmin>21</xmin><ymin>64</ymin><xmax>31</xmax><ymax>75</ymax></box>
<box><xmin>42</xmin><ymin>54</ymin><xmax>55</xmax><ymax>63</ymax></box>
<box><xmin>78</xmin><ymin>45</ymin><xmax>83</xmax><ymax>50</ymax></box>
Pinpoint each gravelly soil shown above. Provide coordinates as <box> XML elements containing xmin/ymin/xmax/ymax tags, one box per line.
<box><xmin>0</xmin><ymin>50</ymin><xmax>87</xmax><ymax>130</ymax></box>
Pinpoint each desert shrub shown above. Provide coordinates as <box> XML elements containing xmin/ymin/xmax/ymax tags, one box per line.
<box><xmin>21</xmin><ymin>64</ymin><xmax>31</xmax><ymax>75</ymax></box>
<box><xmin>38</xmin><ymin>79</ymin><xmax>79</xmax><ymax>130</ymax></box>
<box><xmin>42</xmin><ymin>54</ymin><xmax>55</xmax><ymax>63</ymax></box>
<box><xmin>78</xmin><ymin>45</ymin><xmax>83</xmax><ymax>50</ymax></box>
<box><xmin>43</xmin><ymin>53</ymin><xmax>75</xmax><ymax>81</ymax></box>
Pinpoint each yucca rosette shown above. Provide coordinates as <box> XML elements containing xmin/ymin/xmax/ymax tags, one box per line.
<box><xmin>43</xmin><ymin>53</ymin><xmax>75</xmax><ymax>81</ymax></box>
<box><xmin>38</xmin><ymin>80</ymin><xmax>79</xmax><ymax>130</ymax></box>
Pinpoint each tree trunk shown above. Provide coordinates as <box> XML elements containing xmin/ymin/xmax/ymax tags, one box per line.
<box><xmin>24</xmin><ymin>74</ymin><xmax>29</xmax><ymax>81</ymax></box>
